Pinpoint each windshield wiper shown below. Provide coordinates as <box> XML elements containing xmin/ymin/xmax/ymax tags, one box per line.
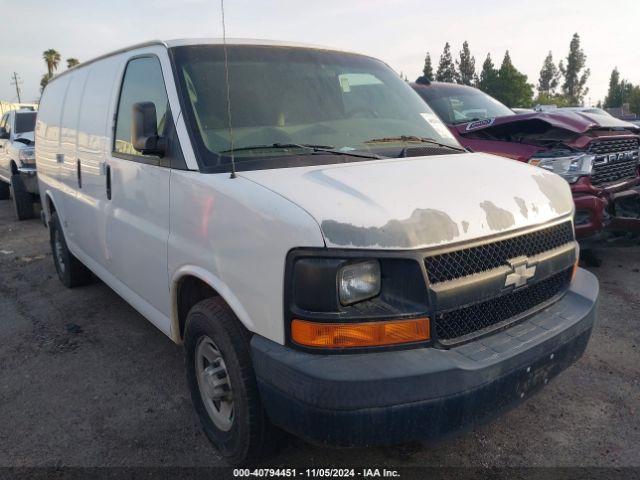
<box><xmin>363</xmin><ymin>136</ymin><xmax>467</xmax><ymax>153</ymax></box>
<box><xmin>219</xmin><ymin>143</ymin><xmax>383</xmax><ymax>160</ymax></box>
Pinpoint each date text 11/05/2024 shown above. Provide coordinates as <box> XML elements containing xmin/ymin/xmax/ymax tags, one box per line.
<box><xmin>233</xmin><ymin>468</ymin><xmax>400</xmax><ymax>478</ymax></box>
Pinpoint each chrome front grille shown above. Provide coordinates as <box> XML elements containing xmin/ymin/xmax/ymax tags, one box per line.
<box><xmin>587</xmin><ymin>138</ymin><xmax>639</xmax><ymax>185</ymax></box>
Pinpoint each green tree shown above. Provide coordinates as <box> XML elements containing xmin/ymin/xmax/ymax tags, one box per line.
<box><xmin>628</xmin><ymin>85</ymin><xmax>640</xmax><ymax>115</ymax></box>
<box><xmin>537</xmin><ymin>51</ymin><xmax>560</xmax><ymax>95</ymax></box>
<box><xmin>66</xmin><ymin>58</ymin><xmax>80</xmax><ymax>69</ymax></box>
<box><xmin>456</xmin><ymin>41</ymin><xmax>476</xmax><ymax>85</ymax></box>
<box><xmin>494</xmin><ymin>51</ymin><xmax>534</xmax><ymax>108</ymax></box>
<box><xmin>534</xmin><ymin>92</ymin><xmax>571</xmax><ymax>108</ymax></box>
<box><xmin>559</xmin><ymin>33</ymin><xmax>590</xmax><ymax>105</ymax></box>
<box><xmin>422</xmin><ymin>53</ymin><xmax>434</xmax><ymax>81</ymax></box>
<box><xmin>435</xmin><ymin>42</ymin><xmax>457</xmax><ymax>83</ymax></box>
<box><xmin>603</xmin><ymin>68</ymin><xmax>624</xmax><ymax>108</ymax></box>
<box><xmin>478</xmin><ymin>53</ymin><xmax>499</xmax><ymax>97</ymax></box>
<box><xmin>43</xmin><ymin>49</ymin><xmax>61</xmax><ymax>77</ymax></box>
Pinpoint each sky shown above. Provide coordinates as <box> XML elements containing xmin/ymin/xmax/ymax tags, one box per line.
<box><xmin>1</xmin><ymin>0</ymin><xmax>638</xmax><ymax>105</ymax></box>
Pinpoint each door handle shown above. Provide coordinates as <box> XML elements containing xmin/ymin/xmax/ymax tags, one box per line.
<box><xmin>106</xmin><ymin>164</ymin><xmax>111</xmax><ymax>200</ymax></box>
<box><xmin>56</xmin><ymin>153</ymin><xmax>64</xmax><ymax>163</ymax></box>
<box><xmin>76</xmin><ymin>159</ymin><xmax>82</xmax><ymax>188</ymax></box>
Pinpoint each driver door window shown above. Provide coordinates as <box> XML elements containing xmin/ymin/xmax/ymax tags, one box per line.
<box><xmin>113</xmin><ymin>56</ymin><xmax>169</xmax><ymax>159</ymax></box>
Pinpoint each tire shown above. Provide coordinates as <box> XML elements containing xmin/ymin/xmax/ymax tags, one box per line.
<box><xmin>10</xmin><ymin>174</ymin><xmax>35</xmax><ymax>220</ymax></box>
<box><xmin>0</xmin><ymin>180</ymin><xmax>9</xmax><ymax>200</ymax></box>
<box><xmin>184</xmin><ymin>298</ymin><xmax>282</xmax><ymax>465</ymax></box>
<box><xmin>49</xmin><ymin>212</ymin><xmax>92</xmax><ymax>288</ymax></box>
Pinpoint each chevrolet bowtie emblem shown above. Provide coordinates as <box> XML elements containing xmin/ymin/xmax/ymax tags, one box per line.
<box><xmin>504</xmin><ymin>258</ymin><xmax>537</xmax><ymax>289</ymax></box>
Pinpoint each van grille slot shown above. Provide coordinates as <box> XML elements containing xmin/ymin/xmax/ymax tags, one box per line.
<box><xmin>424</xmin><ymin>221</ymin><xmax>574</xmax><ymax>284</ymax></box>
<box><xmin>435</xmin><ymin>268</ymin><xmax>572</xmax><ymax>342</ymax></box>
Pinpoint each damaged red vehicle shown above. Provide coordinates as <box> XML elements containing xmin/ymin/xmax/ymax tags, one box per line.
<box><xmin>411</xmin><ymin>80</ymin><xmax>640</xmax><ymax>246</ymax></box>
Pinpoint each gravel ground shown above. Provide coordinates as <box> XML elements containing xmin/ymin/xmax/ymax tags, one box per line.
<box><xmin>0</xmin><ymin>199</ymin><xmax>639</xmax><ymax>469</ymax></box>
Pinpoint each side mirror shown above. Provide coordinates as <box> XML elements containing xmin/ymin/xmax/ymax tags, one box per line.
<box><xmin>0</xmin><ymin>127</ymin><xmax>9</xmax><ymax>140</ymax></box>
<box><xmin>131</xmin><ymin>102</ymin><xmax>165</xmax><ymax>156</ymax></box>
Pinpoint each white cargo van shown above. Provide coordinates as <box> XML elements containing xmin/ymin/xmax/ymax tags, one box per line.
<box><xmin>36</xmin><ymin>39</ymin><xmax>598</xmax><ymax>464</ymax></box>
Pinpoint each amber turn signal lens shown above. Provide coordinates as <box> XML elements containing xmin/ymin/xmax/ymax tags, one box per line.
<box><xmin>571</xmin><ymin>259</ymin><xmax>579</xmax><ymax>282</ymax></box>
<box><xmin>291</xmin><ymin>318</ymin><xmax>430</xmax><ymax>348</ymax></box>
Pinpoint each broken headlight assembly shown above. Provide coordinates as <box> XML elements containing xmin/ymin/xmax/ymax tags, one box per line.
<box><xmin>529</xmin><ymin>152</ymin><xmax>595</xmax><ymax>183</ymax></box>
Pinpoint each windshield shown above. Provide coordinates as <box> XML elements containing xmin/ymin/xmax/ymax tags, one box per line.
<box><xmin>15</xmin><ymin>112</ymin><xmax>36</xmax><ymax>134</ymax></box>
<box><xmin>582</xmin><ymin>108</ymin><xmax>611</xmax><ymax>116</ymax></box>
<box><xmin>412</xmin><ymin>84</ymin><xmax>515</xmax><ymax>125</ymax></box>
<box><xmin>171</xmin><ymin>45</ymin><xmax>462</xmax><ymax>171</ymax></box>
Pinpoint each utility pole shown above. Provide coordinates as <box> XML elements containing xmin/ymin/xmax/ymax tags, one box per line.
<box><xmin>10</xmin><ymin>72</ymin><xmax>22</xmax><ymax>103</ymax></box>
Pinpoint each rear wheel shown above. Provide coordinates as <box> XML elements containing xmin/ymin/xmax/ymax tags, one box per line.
<box><xmin>0</xmin><ymin>180</ymin><xmax>9</xmax><ymax>200</ymax></box>
<box><xmin>10</xmin><ymin>174</ymin><xmax>34</xmax><ymax>220</ymax></box>
<box><xmin>50</xmin><ymin>212</ymin><xmax>92</xmax><ymax>288</ymax></box>
<box><xmin>184</xmin><ymin>298</ymin><xmax>282</xmax><ymax>465</ymax></box>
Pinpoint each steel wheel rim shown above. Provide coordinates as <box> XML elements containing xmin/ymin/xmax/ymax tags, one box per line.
<box><xmin>54</xmin><ymin>229</ymin><xmax>66</xmax><ymax>274</ymax></box>
<box><xmin>195</xmin><ymin>336</ymin><xmax>234</xmax><ymax>431</ymax></box>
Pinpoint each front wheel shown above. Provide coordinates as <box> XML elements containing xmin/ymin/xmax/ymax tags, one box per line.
<box><xmin>49</xmin><ymin>212</ymin><xmax>93</xmax><ymax>288</ymax></box>
<box><xmin>10</xmin><ymin>174</ymin><xmax>34</xmax><ymax>220</ymax></box>
<box><xmin>184</xmin><ymin>298</ymin><xmax>282</xmax><ymax>465</ymax></box>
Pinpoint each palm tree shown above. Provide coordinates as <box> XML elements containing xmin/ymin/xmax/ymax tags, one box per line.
<box><xmin>43</xmin><ymin>49</ymin><xmax>61</xmax><ymax>77</ymax></box>
<box><xmin>66</xmin><ymin>58</ymin><xmax>80</xmax><ymax>69</ymax></box>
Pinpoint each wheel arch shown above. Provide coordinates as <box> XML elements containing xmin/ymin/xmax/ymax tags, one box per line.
<box><xmin>171</xmin><ymin>266</ymin><xmax>255</xmax><ymax>344</ymax></box>
<box><xmin>43</xmin><ymin>190</ymin><xmax>58</xmax><ymax>223</ymax></box>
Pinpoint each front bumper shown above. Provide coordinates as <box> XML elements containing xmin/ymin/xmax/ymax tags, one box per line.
<box><xmin>573</xmin><ymin>180</ymin><xmax>640</xmax><ymax>244</ymax></box>
<box><xmin>16</xmin><ymin>165</ymin><xmax>38</xmax><ymax>194</ymax></box>
<box><xmin>251</xmin><ymin>268</ymin><xmax>598</xmax><ymax>447</ymax></box>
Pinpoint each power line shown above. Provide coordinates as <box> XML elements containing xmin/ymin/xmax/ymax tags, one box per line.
<box><xmin>10</xmin><ymin>72</ymin><xmax>22</xmax><ymax>103</ymax></box>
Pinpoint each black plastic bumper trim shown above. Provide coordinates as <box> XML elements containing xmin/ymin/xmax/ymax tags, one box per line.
<box><xmin>251</xmin><ymin>268</ymin><xmax>598</xmax><ymax>446</ymax></box>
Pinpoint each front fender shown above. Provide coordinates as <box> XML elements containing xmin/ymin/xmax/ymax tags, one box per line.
<box><xmin>170</xmin><ymin>265</ymin><xmax>255</xmax><ymax>344</ymax></box>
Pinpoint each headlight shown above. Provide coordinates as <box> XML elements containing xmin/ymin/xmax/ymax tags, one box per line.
<box><xmin>18</xmin><ymin>148</ymin><xmax>35</xmax><ymax>164</ymax></box>
<box><xmin>338</xmin><ymin>260</ymin><xmax>381</xmax><ymax>305</ymax></box>
<box><xmin>529</xmin><ymin>152</ymin><xmax>594</xmax><ymax>183</ymax></box>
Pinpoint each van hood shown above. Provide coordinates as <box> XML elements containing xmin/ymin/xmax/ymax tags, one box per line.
<box><xmin>13</xmin><ymin>132</ymin><xmax>34</xmax><ymax>144</ymax></box>
<box><xmin>240</xmin><ymin>152</ymin><xmax>574</xmax><ymax>250</ymax></box>
<box><xmin>456</xmin><ymin>111</ymin><xmax>640</xmax><ymax>135</ymax></box>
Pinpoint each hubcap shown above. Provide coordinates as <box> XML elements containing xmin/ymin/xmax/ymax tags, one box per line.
<box><xmin>195</xmin><ymin>336</ymin><xmax>234</xmax><ymax>431</ymax></box>
<box><xmin>54</xmin><ymin>230</ymin><xmax>66</xmax><ymax>274</ymax></box>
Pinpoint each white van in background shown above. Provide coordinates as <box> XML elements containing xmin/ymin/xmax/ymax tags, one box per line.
<box><xmin>36</xmin><ymin>39</ymin><xmax>598</xmax><ymax>464</ymax></box>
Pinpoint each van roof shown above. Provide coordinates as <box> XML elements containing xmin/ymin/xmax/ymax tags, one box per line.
<box><xmin>165</xmin><ymin>38</ymin><xmax>349</xmax><ymax>51</ymax></box>
<box><xmin>48</xmin><ymin>38</ymin><xmax>359</xmax><ymax>83</ymax></box>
